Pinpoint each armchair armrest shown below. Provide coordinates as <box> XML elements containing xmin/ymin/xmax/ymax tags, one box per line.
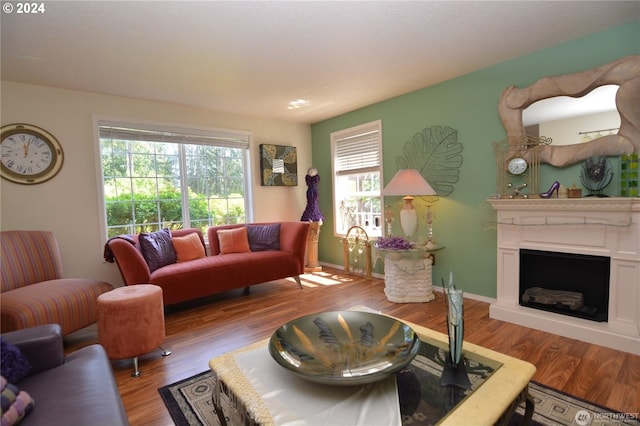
<box><xmin>2</xmin><ymin>324</ymin><xmax>64</xmax><ymax>374</ymax></box>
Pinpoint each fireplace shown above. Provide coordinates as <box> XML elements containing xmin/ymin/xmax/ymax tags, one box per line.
<box><xmin>519</xmin><ymin>249</ymin><xmax>610</xmax><ymax>322</ymax></box>
<box><xmin>487</xmin><ymin>197</ymin><xmax>639</xmax><ymax>355</ymax></box>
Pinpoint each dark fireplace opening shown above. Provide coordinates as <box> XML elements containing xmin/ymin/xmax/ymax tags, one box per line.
<box><xmin>519</xmin><ymin>249</ymin><xmax>610</xmax><ymax>322</ymax></box>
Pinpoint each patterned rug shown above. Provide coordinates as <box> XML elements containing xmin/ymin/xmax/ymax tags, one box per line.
<box><xmin>159</xmin><ymin>370</ymin><xmax>638</xmax><ymax>426</ymax></box>
<box><xmin>510</xmin><ymin>382</ymin><xmax>638</xmax><ymax>426</ymax></box>
<box><xmin>158</xmin><ymin>306</ymin><xmax>639</xmax><ymax>425</ymax></box>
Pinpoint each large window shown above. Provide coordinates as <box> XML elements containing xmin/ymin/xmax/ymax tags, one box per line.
<box><xmin>97</xmin><ymin>120</ymin><xmax>252</xmax><ymax>239</ymax></box>
<box><xmin>331</xmin><ymin>120</ymin><xmax>383</xmax><ymax>237</ymax></box>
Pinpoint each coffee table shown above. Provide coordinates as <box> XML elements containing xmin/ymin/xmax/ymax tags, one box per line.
<box><xmin>209</xmin><ymin>317</ymin><xmax>536</xmax><ymax>425</ymax></box>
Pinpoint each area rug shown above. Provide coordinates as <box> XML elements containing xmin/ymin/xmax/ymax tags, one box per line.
<box><xmin>510</xmin><ymin>382</ymin><xmax>638</xmax><ymax>426</ymax></box>
<box><xmin>158</xmin><ymin>306</ymin><xmax>638</xmax><ymax>425</ymax></box>
<box><xmin>159</xmin><ymin>368</ymin><xmax>638</xmax><ymax>426</ymax></box>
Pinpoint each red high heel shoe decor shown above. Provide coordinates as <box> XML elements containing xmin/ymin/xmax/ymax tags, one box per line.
<box><xmin>540</xmin><ymin>181</ymin><xmax>560</xmax><ymax>198</ymax></box>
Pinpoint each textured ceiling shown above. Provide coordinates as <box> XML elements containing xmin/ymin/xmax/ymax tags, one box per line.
<box><xmin>1</xmin><ymin>1</ymin><xmax>638</xmax><ymax>124</ymax></box>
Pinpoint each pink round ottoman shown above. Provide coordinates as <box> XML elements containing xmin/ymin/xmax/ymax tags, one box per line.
<box><xmin>97</xmin><ymin>284</ymin><xmax>170</xmax><ymax>377</ymax></box>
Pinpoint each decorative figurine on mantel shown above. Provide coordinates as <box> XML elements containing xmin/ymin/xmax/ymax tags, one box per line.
<box><xmin>301</xmin><ymin>167</ymin><xmax>324</xmax><ymax>272</ymax></box>
<box><xmin>580</xmin><ymin>156</ymin><xmax>613</xmax><ymax>197</ymax></box>
<box><xmin>507</xmin><ymin>182</ymin><xmax>528</xmax><ymax>199</ymax></box>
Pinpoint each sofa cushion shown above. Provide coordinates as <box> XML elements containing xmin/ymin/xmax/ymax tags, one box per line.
<box><xmin>217</xmin><ymin>227</ymin><xmax>251</xmax><ymax>254</ymax></box>
<box><xmin>0</xmin><ymin>340</ymin><xmax>32</xmax><ymax>383</ymax></box>
<box><xmin>172</xmin><ymin>233</ymin><xmax>206</xmax><ymax>262</ymax></box>
<box><xmin>0</xmin><ymin>280</ymin><xmax>113</xmax><ymax>336</ymax></box>
<box><xmin>247</xmin><ymin>224</ymin><xmax>281</xmax><ymax>251</ymax></box>
<box><xmin>1</xmin><ymin>376</ymin><xmax>35</xmax><ymax>426</ymax></box>
<box><xmin>139</xmin><ymin>229</ymin><xmax>177</xmax><ymax>272</ymax></box>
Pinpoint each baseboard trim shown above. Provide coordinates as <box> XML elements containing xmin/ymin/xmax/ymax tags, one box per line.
<box><xmin>317</xmin><ymin>262</ymin><xmax>496</xmax><ymax>305</ymax></box>
<box><xmin>490</xmin><ymin>302</ymin><xmax>640</xmax><ymax>355</ymax></box>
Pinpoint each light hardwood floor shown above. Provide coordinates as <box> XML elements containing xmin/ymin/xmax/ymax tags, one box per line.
<box><xmin>65</xmin><ymin>268</ymin><xmax>639</xmax><ymax>425</ymax></box>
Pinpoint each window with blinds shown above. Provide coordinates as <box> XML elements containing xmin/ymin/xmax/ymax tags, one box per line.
<box><xmin>331</xmin><ymin>120</ymin><xmax>383</xmax><ymax>237</ymax></box>
<box><xmin>97</xmin><ymin>120</ymin><xmax>252</xmax><ymax>238</ymax></box>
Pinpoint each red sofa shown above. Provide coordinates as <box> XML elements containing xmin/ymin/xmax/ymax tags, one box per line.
<box><xmin>106</xmin><ymin>222</ymin><xmax>310</xmax><ymax>306</ymax></box>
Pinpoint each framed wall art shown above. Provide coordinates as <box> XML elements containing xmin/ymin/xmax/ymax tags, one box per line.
<box><xmin>259</xmin><ymin>144</ymin><xmax>298</xmax><ymax>186</ymax></box>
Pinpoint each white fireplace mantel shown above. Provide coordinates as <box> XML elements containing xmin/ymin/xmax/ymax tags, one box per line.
<box><xmin>487</xmin><ymin>197</ymin><xmax>640</xmax><ymax>355</ymax></box>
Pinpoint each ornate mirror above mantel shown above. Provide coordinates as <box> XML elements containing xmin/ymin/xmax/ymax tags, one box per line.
<box><xmin>498</xmin><ymin>55</ymin><xmax>640</xmax><ymax>169</ymax></box>
<box><xmin>523</xmin><ymin>84</ymin><xmax>620</xmax><ymax>146</ymax></box>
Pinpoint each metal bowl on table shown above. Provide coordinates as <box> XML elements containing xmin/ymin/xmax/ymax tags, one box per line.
<box><xmin>269</xmin><ymin>310</ymin><xmax>420</xmax><ymax>386</ymax></box>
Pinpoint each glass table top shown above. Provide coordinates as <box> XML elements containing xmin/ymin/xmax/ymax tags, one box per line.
<box><xmin>398</xmin><ymin>336</ymin><xmax>502</xmax><ymax>425</ymax></box>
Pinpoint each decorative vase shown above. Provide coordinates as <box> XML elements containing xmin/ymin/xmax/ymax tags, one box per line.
<box><xmin>441</xmin><ymin>272</ymin><xmax>471</xmax><ymax>389</ymax></box>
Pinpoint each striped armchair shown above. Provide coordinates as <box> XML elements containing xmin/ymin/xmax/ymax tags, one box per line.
<box><xmin>1</xmin><ymin>230</ymin><xmax>114</xmax><ymax>335</ymax></box>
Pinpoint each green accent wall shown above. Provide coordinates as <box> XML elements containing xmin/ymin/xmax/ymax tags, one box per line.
<box><xmin>311</xmin><ymin>21</ymin><xmax>639</xmax><ymax>298</ymax></box>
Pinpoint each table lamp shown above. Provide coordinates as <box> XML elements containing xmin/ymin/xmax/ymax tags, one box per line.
<box><xmin>382</xmin><ymin>169</ymin><xmax>436</xmax><ymax>238</ymax></box>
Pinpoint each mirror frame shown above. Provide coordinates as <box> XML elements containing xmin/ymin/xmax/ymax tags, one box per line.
<box><xmin>498</xmin><ymin>55</ymin><xmax>640</xmax><ymax>168</ymax></box>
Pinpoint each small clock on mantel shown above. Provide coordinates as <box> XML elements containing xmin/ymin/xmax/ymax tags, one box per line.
<box><xmin>507</xmin><ymin>156</ymin><xmax>528</xmax><ymax>176</ymax></box>
<box><xmin>1</xmin><ymin>123</ymin><xmax>64</xmax><ymax>185</ymax></box>
<box><xmin>494</xmin><ymin>135</ymin><xmax>549</xmax><ymax>198</ymax></box>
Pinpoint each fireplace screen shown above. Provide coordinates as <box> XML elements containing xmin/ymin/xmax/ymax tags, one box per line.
<box><xmin>519</xmin><ymin>249</ymin><xmax>610</xmax><ymax>322</ymax></box>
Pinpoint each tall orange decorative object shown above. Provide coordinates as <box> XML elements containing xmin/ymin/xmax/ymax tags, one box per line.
<box><xmin>304</xmin><ymin>221</ymin><xmax>322</xmax><ymax>272</ymax></box>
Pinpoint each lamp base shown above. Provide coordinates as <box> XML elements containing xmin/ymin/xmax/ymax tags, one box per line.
<box><xmin>399</xmin><ymin>196</ymin><xmax>417</xmax><ymax>238</ymax></box>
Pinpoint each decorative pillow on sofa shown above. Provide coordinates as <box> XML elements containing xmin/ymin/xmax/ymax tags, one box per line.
<box><xmin>1</xmin><ymin>376</ymin><xmax>35</xmax><ymax>426</ymax></box>
<box><xmin>172</xmin><ymin>232</ymin><xmax>206</xmax><ymax>262</ymax></box>
<box><xmin>217</xmin><ymin>227</ymin><xmax>251</xmax><ymax>254</ymax></box>
<box><xmin>247</xmin><ymin>224</ymin><xmax>281</xmax><ymax>251</ymax></box>
<box><xmin>0</xmin><ymin>340</ymin><xmax>31</xmax><ymax>384</ymax></box>
<box><xmin>139</xmin><ymin>229</ymin><xmax>177</xmax><ymax>272</ymax></box>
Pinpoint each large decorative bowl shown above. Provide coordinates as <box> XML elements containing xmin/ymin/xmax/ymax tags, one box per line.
<box><xmin>268</xmin><ymin>311</ymin><xmax>420</xmax><ymax>385</ymax></box>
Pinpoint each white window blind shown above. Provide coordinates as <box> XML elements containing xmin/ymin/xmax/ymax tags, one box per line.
<box><xmin>334</xmin><ymin>129</ymin><xmax>380</xmax><ymax>175</ymax></box>
<box><xmin>98</xmin><ymin>124</ymin><xmax>250</xmax><ymax>149</ymax></box>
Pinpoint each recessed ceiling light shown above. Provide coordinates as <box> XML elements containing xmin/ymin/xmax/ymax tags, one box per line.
<box><xmin>288</xmin><ymin>99</ymin><xmax>311</xmax><ymax>110</ymax></box>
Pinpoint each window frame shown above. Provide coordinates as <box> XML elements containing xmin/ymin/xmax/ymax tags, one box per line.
<box><xmin>330</xmin><ymin>120</ymin><xmax>383</xmax><ymax>238</ymax></box>
<box><xmin>93</xmin><ymin>117</ymin><xmax>254</xmax><ymax>242</ymax></box>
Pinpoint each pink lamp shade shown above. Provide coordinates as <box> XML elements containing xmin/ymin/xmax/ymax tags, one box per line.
<box><xmin>382</xmin><ymin>169</ymin><xmax>436</xmax><ymax>197</ymax></box>
<box><xmin>382</xmin><ymin>169</ymin><xmax>436</xmax><ymax>237</ymax></box>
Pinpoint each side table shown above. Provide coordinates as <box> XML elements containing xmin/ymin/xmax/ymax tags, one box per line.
<box><xmin>377</xmin><ymin>246</ymin><xmax>444</xmax><ymax>303</ymax></box>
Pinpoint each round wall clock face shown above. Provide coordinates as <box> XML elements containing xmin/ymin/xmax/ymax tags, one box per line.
<box><xmin>507</xmin><ymin>157</ymin><xmax>528</xmax><ymax>175</ymax></box>
<box><xmin>1</xmin><ymin>124</ymin><xmax>64</xmax><ymax>184</ymax></box>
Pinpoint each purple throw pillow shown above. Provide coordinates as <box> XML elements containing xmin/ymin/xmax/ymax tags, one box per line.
<box><xmin>0</xmin><ymin>340</ymin><xmax>32</xmax><ymax>384</ymax></box>
<box><xmin>247</xmin><ymin>224</ymin><xmax>281</xmax><ymax>251</ymax></box>
<box><xmin>139</xmin><ymin>229</ymin><xmax>177</xmax><ymax>272</ymax></box>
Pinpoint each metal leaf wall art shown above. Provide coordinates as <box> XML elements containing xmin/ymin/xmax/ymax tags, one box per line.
<box><xmin>395</xmin><ymin>125</ymin><xmax>463</xmax><ymax>196</ymax></box>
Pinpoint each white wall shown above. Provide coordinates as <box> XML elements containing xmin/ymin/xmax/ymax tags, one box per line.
<box><xmin>1</xmin><ymin>81</ymin><xmax>312</xmax><ymax>286</ymax></box>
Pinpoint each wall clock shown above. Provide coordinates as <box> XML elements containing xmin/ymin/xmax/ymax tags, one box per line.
<box><xmin>1</xmin><ymin>123</ymin><xmax>64</xmax><ymax>184</ymax></box>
